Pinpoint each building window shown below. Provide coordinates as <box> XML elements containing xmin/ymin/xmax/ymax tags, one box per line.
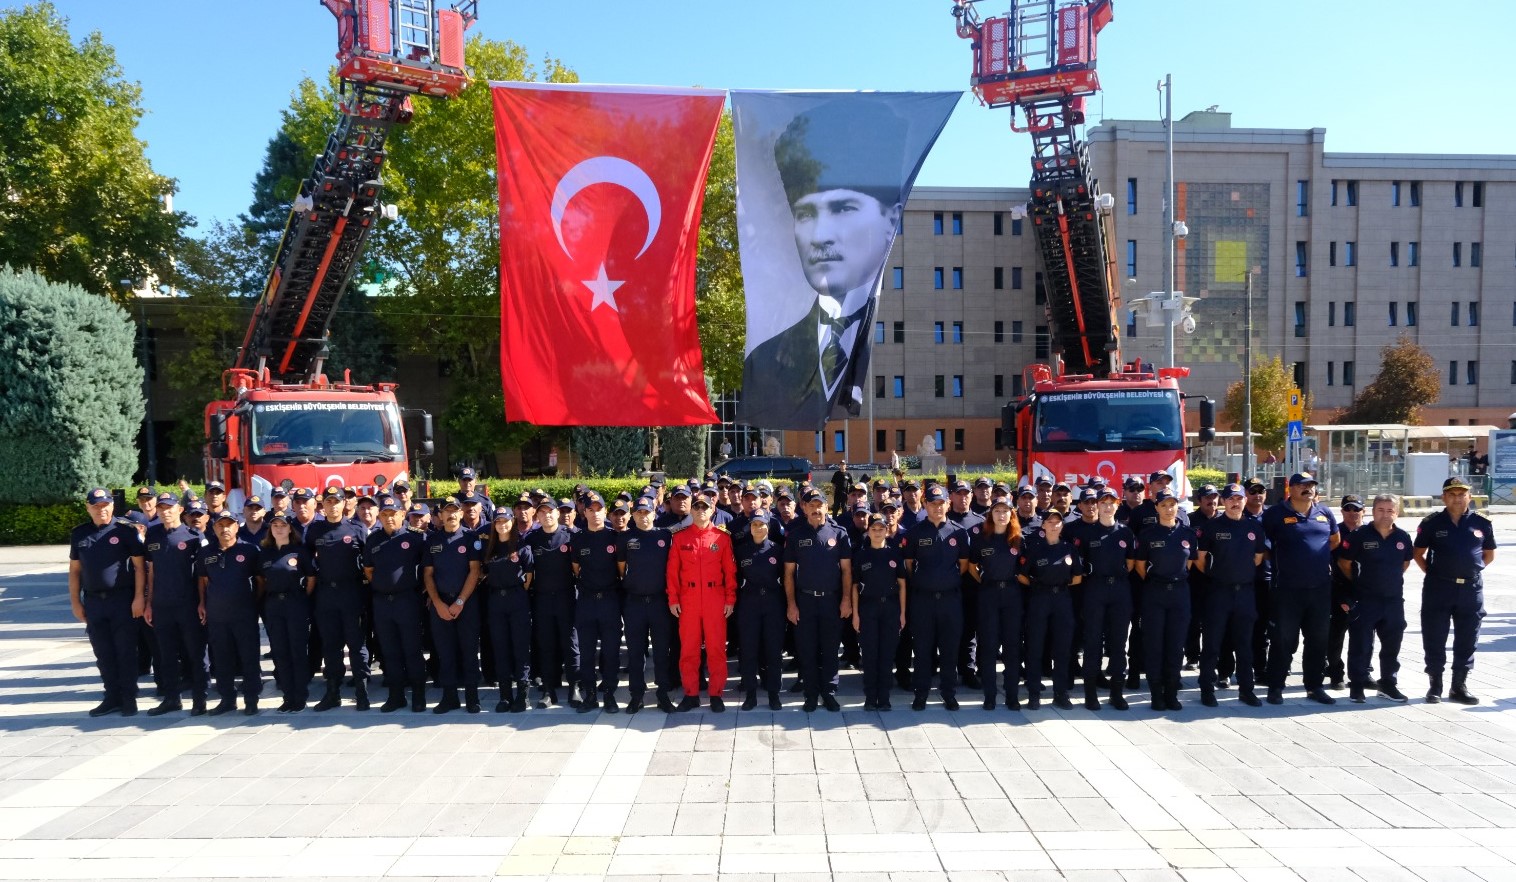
<box><xmin>874</xmin><ymin>375</ymin><xmax>885</xmax><ymax>399</ymax></box>
<box><xmin>1408</xmin><ymin>241</ymin><xmax>1419</xmax><ymax>267</ymax></box>
<box><xmin>1328</xmin><ymin>302</ymin><xmax>1336</xmax><ymax>327</ymax></box>
<box><xmin>953</xmin><ymin>428</ymin><xmax>965</xmax><ymax>451</ymax></box>
<box><xmin>1390</xmin><ymin>242</ymin><xmax>1399</xmax><ymax>267</ymax></box>
<box><xmin>1297</xmin><ymin>180</ymin><xmax>1309</xmax><ymax>216</ymax></box>
<box><xmin>893</xmin><ymin>321</ymin><xmax>905</xmax><ymax>343</ymax></box>
<box><xmin>933</xmin><ymin>212</ymin><xmax>944</xmax><ymax>235</ymax></box>
<box><xmin>1012</xmin><ymin>375</ymin><xmax>1024</xmax><ymax>396</ymax></box>
<box><xmin>1345</xmin><ymin>180</ymin><xmax>1358</xmax><ymax>206</ymax></box>
<box><xmin>994</xmin><ymin>427</ymin><xmax>1004</xmax><ymax>450</ymax></box>
<box><xmin>1470</xmin><ymin>302</ymin><xmax>1480</xmax><ymax>326</ymax></box>
<box><xmin>1473</xmin><ymin>182</ymin><xmax>1484</xmax><ymax>207</ymax></box>
<box><xmin>1452</xmin><ymin>303</ymin><xmax>1461</xmax><ymax>327</ymax></box>
<box><xmin>1034</xmin><ymin>272</ymin><xmax>1046</xmax><ymax>305</ymax></box>
<box><xmin>1344</xmin><ymin>302</ymin><xmax>1355</xmax><ymax>326</ymax></box>
<box><xmin>896</xmin><ymin>429</ymin><xmax>906</xmax><ymax>450</ymax></box>
<box><xmin>1389</xmin><ymin>303</ymin><xmax>1398</xmax><ymax>326</ymax></box>
<box><xmin>1127</xmin><ymin>178</ymin><xmax>1137</xmax><ymax>215</ymax></box>
<box><xmin>1329</xmin><ymin>241</ymin><xmax>1337</xmax><ymax>267</ymax></box>
<box><xmin>875</xmin><ymin>429</ymin><xmax>886</xmax><ymax>453</ymax></box>
<box><xmin>875</xmin><ymin>322</ymin><xmax>887</xmax><ymax>344</ymax></box>
<box><xmin>1296</xmin><ymin>241</ymin><xmax>1308</xmax><ymax>277</ymax></box>
<box><xmin>1472</xmin><ymin>242</ymin><xmax>1482</xmax><ymax>268</ymax></box>
<box><xmin>1012</xmin><ymin>266</ymin><xmax>1024</xmax><ymax>290</ymax></box>
<box><xmin>1455</xmin><ymin>182</ymin><xmax>1464</xmax><ymax>208</ymax></box>
<box><xmin>934</xmin><ymin>375</ymin><xmax>945</xmax><ymax>398</ymax></box>
<box><xmin>934</xmin><ymin>322</ymin><xmax>945</xmax><ymax>344</ymax></box>
<box><xmin>993</xmin><ymin>267</ymin><xmax>1004</xmax><ymax>290</ymax></box>
<box><xmin>814</xmin><ymin>432</ymin><xmax>823</xmax><ymax>453</ymax></box>
<box><xmin>1392</xmin><ymin>181</ymin><xmax>1401</xmax><ymax>206</ymax></box>
<box><xmin>1468</xmin><ymin>361</ymin><xmax>1479</xmax><ymax>385</ymax></box>
<box><xmin>1294</xmin><ymin>301</ymin><xmax>1306</xmax><ymax>337</ymax></box>
<box><xmin>897</xmin><ymin>215</ymin><xmax>904</xmax><ymax>236</ymax></box>
<box><xmin>1343</xmin><ymin>361</ymin><xmax>1355</xmax><ymax>386</ymax></box>
<box><xmin>934</xmin><ymin>267</ymin><xmax>944</xmax><ymax>289</ymax></box>
<box><xmin>952</xmin><ymin>375</ymin><xmax>963</xmax><ymax>398</ymax></box>
<box><xmin>1449</xmin><ymin>360</ymin><xmax>1458</xmax><ymax>385</ymax></box>
<box><xmin>1126</xmin><ymin>309</ymin><xmax>1138</xmax><ymax>338</ymax></box>
<box><xmin>1410</xmin><ymin>181</ymin><xmax>1421</xmax><ymax>206</ymax></box>
<box><xmin>993</xmin><ymin>321</ymin><xmax>1004</xmax><ymax>344</ymax></box>
<box><xmin>1126</xmin><ymin>240</ymin><xmax>1137</xmax><ymax>277</ymax></box>
<box><xmin>953</xmin><ymin>321</ymin><xmax>964</xmax><ymax>344</ymax></box>
<box><xmin>1406</xmin><ymin>302</ymin><xmax>1417</xmax><ymax>326</ymax></box>
<box><xmin>1454</xmin><ymin>243</ymin><xmax>1462</xmax><ymax>267</ymax></box>
<box><xmin>892</xmin><ymin>266</ymin><xmax>904</xmax><ymax>289</ymax></box>
<box><xmin>1292</xmin><ymin>362</ymin><xmax>1306</xmax><ymax>389</ymax></box>
<box><xmin>1327</xmin><ymin>362</ymin><xmax>1335</xmax><ymax>386</ymax></box>
<box><xmin>1034</xmin><ymin>326</ymin><xmax>1050</xmax><ymax>359</ymax></box>
<box><xmin>994</xmin><ymin>374</ymin><xmax>1004</xmax><ymax>397</ymax></box>
<box><xmin>1331</xmin><ymin>180</ymin><xmax>1339</xmax><ymax>207</ymax></box>
<box><xmin>993</xmin><ymin>212</ymin><xmax>1003</xmax><ymax>235</ymax></box>
<box><xmin>951</xmin><ymin>212</ymin><xmax>963</xmax><ymax>235</ymax></box>
<box><xmin>833</xmin><ymin>431</ymin><xmax>846</xmax><ymax>453</ymax></box>
<box><xmin>1344</xmin><ymin>241</ymin><xmax>1357</xmax><ymax>267</ymax></box>
<box><xmin>934</xmin><ymin>429</ymin><xmax>945</xmax><ymax>452</ymax></box>
<box><xmin>951</xmin><ymin>267</ymin><xmax>963</xmax><ymax>290</ymax></box>
<box><xmin>1011</xmin><ymin>320</ymin><xmax>1023</xmax><ymax>343</ymax></box>
<box><xmin>893</xmin><ymin>376</ymin><xmax>904</xmax><ymax>398</ymax></box>
<box><xmin>1011</xmin><ymin>217</ymin><xmax>1023</xmax><ymax>236</ymax></box>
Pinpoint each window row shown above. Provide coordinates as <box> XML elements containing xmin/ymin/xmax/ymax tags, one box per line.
<box><xmin>870</xmin><ymin>373</ymin><xmax>1028</xmax><ymax>400</ymax></box>
<box><xmin>930</xmin><ymin>211</ymin><xmax>1024</xmax><ymax>236</ymax></box>
<box><xmin>1328</xmin><ymin>179</ymin><xmax>1484</xmax><ymax>209</ymax></box>
<box><xmin>872</xmin><ymin>320</ymin><xmax>1027</xmax><ymax>344</ymax></box>
<box><xmin>819</xmin><ymin>428</ymin><xmax>972</xmax><ymax>454</ymax></box>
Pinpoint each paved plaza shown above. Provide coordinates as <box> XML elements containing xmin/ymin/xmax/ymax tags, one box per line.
<box><xmin>0</xmin><ymin>516</ymin><xmax>1512</xmax><ymax>882</ymax></box>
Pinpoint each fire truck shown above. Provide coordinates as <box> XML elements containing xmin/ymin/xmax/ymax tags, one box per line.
<box><xmin>949</xmin><ymin>0</ymin><xmax>1214</xmax><ymax>490</ymax></box>
<box><xmin>203</xmin><ymin>1</ymin><xmax>478</xmax><ymax>506</ymax></box>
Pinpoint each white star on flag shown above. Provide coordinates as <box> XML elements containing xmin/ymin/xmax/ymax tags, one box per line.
<box><xmin>582</xmin><ymin>263</ymin><xmax>624</xmax><ymax>312</ymax></box>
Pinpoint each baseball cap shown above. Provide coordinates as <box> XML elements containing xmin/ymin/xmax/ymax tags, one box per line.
<box><xmin>1219</xmin><ymin>483</ymin><xmax>1245</xmax><ymax>500</ymax></box>
<box><xmin>378</xmin><ymin>495</ymin><xmax>403</xmax><ymax>512</ymax></box>
<box><xmin>85</xmin><ymin>487</ymin><xmax>111</xmax><ymax>506</ymax></box>
<box><xmin>1077</xmin><ymin>488</ymin><xmax>1098</xmax><ymax>503</ymax></box>
<box><xmin>459</xmin><ymin>467</ymin><xmax>476</xmax><ymax>480</ymax></box>
<box><xmin>321</xmin><ymin>486</ymin><xmax>344</xmax><ymax>501</ymax></box>
<box><xmin>125</xmin><ymin>510</ymin><xmax>150</xmax><ymax>526</ymax></box>
<box><xmin>1442</xmin><ymin>476</ymin><xmax>1472</xmax><ymax>491</ymax></box>
<box><xmin>1196</xmin><ymin>484</ymin><xmax>1219</xmax><ymax>498</ymax></box>
<box><xmin>991</xmin><ymin>497</ymin><xmax>1013</xmax><ymax>509</ymax></box>
<box><xmin>800</xmin><ymin>488</ymin><xmax>826</xmax><ymax>504</ymax></box>
<box><xmin>1096</xmin><ymin>486</ymin><xmax>1119</xmax><ymax>501</ymax></box>
<box><xmin>556</xmin><ymin>498</ymin><xmax>574</xmax><ymax>511</ymax></box>
<box><xmin>155</xmin><ymin>491</ymin><xmax>179</xmax><ymax>506</ymax></box>
<box><xmin>923</xmin><ymin>485</ymin><xmax>949</xmax><ymax>503</ymax></box>
<box><xmin>1123</xmin><ymin>477</ymin><xmax>1144</xmax><ymax>491</ymax></box>
<box><xmin>292</xmin><ymin>487</ymin><xmax>315</xmax><ymax>501</ymax></box>
<box><xmin>691</xmin><ymin>495</ymin><xmax>713</xmax><ymax>509</ymax></box>
<box><xmin>266</xmin><ymin>511</ymin><xmax>293</xmax><ymax>525</ymax></box>
<box><xmin>206</xmin><ymin>481</ymin><xmax>226</xmax><ymax>492</ymax></box>
<box><xmin>460</xmin><ymin>492</ymin><xmax>483</xmax><ymax>505</ymax></box>
<box><xmin>1052</xmin><ymin>482</ymin><xmax>1071</xmax><ymax>493</ymax></box>
<box><xmin>440</xmin><ymin>496</ymin><xmax>463</xmax><ymax>510</ymax></box>
<box><xmin>244</xmin><ymin>495</ymin><xmax>265</xmax><ymax>509</ymax></box>
<box><xmin>632</xmin><ymin>497</ymin><xmax>655</xmax><ymax>513</ymax></box>
<box><xmin>135</xmin><ymin>486</ymin><xmax>155</xmax><ymax>499</ymax></box>
<box><xmin>213</xmin><ymin>509</ymin><xmax>240</xmax><ymax>523</ymax></box>
<box><xmin>1287</xmin><ymin>472</ymin><xmax>1318</xmax><ymax>486</ymax></box>
<box><xmin>951</xmin><ymin>481</ymin><xmax>971</xmax><ymax>494</ymax></box>
<box><xmin>408</xmin><ymin>502</ymin><xmax>431</xmax><ymax>517</ymax></box>
<box><xmin>879</xmin><ymin>498</ymin><xmax>900</xmax><ymax>511</ymax></box>
<box><xmin>269</xmin><ymin>487</ymin><xmax>288</xmax><ymax>499</ymax></box>
<box><xmin>1153</xmin><ymin>488</ymin><xmax>1178</xmax><ymax>503</ymax></box>
<box><xmin>184</xmin><ymin>500</ymin><xmax>208</xmax><ymax>515</ymax></box>
<box><xmin>775</xmin><ymin>486</ymin><xmax>794</xmax><ymax>500</ymax></box>
<box><xmin>1148</xmin><ymin>471</ymin><xmax>1172</xmax><ymax>483</ymax></box>
<box><xmin>900</xmin><ymin>479</ymin><xmax>920</xmax><ymax>490</ymax></box>
<box><xmin>1016</xmin><ymin>485</ymin><xmax>1036</xmax><ymax>498</ymax></box>
<box><xmin>1243</xmin><ymin>477</ymin><xmax>1268</xmax><ymax>492</ymax></box>
<box><xmin>973</xmin><ymin>476</ymin><xmax>993</xmax><ymax>489</ymax></box>
<box><xmin>1340</xmin><ymin>495</ymin><xmax>1364</xmax><ymax>512</ymax></box>
<box><xmin>392</xmin><ymin>480</ymin><xmax>410</xmax><ymax>492</ymax></box>
<box><xmin>1034</xmin><ymin>475</ymin><xmax>1052</xmax><ymax>488</ymax></box>
<box><xmin>492</xmin><ymin>506</ymin><xmax>513</xmax><ymax>521</ymax></box>
<box><xmin>586</xmin><ymin>491</ymin><xmax>611</xmax><ymax>508</ymax></box>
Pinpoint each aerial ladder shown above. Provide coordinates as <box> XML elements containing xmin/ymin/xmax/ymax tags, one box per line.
<box><xmin>951</xmin><ymin>0</ymin><xmax>1119</xmax><ymax>377</ymax></box>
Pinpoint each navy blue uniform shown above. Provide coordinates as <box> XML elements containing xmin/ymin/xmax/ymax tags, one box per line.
<box><xmin>1066</xmin><ymin>518</ymin><xmax>1135</xmax><ymax>692</ymax></box>
<box><xmin>1197</xmin><ymin>515</ymin><xmax>1266</xmax><ymax>695</ymax></box>
<box><xmin>145</xmin><ymin>524</ymin><xmax>209</xmax><ymax>704</ymax></box>
<box><xmin>572</xmin><ymin>527</ymin><xmax>624</xmax><ymax>701</ymax></box>
<box><xmin>483</xmin><ymin>540</ymin><xmax>534</xmax><ymax>697</ymax></box>
<box><xmin>948</xmin><ymin>509</ymin><xmax>986</xmax><ymax>682</ymax></box>
<box><xmin>526</xmin><ymin>526</ymin><xmax>578</xmax><ymax>696</ymax></box>
<box><xmin>619</xmin><ymin>527</ymin><xmax>674</xmax><ymax>702</ymax></box>
<box><xmin>1018</xmin><ymin>537</ymin><xmax>1081</xmax><ymax>702</ymax></box>
<box><xmin>1135</xmin><ymin>522</ymin><xmax>1196</xmax><ymax>700</ymax></box>
<box><xmin>852</xmin><ymin>541</ymin><xmax>905</xmax><ymax>705</ymax></box>
<box><xmin>307</xmin><ymin>518</ymin><xmax>371</xmax><ymax>687</ymax></box>
<box><xmin>1339</xmin><ymin>524</ymin><xmax>1413</xmax><ymax>690</ymax></box>
<box><xmin>905</xmin><ymin>518</ymin><xmax>969</xmax><ymax>699</ymax></box>
<box><xmin>784</xmin><ymin>520</ymin><xmax>851</xmax><ymax>701</ymax></box>
<box><xmin>735</xmin><ymin>537</ymin><xmax>787</xmax><ymax>696</ymax></box>
<box><xmin>365</xmin><ymin>527</ymin><xmax>427</xmax><ymax>699</ymax></box>
<box><xmin>1262</xmin><ymin>501</ymin><xmax>1337</xmax><ymax>691</ymax></box>
<box><xmin>971</xmin><ymin>528</ymin><xmax>1022</xmax><ymax>704</ymax></box>
<box><xmin>425</xmin><ymin>528</ymin><xmax>483</xmax><ymax>693</ymax></box>
<box><xmin>71</xmin><ymin>519</ymin><xmax>146</xmax><ymax>707</ymax></box>
<box><xmin>195</xmin><ymin>540</ymin><xmax>263</xmax><ymax>704</ymax></box>
<box><xmin>1415</xmin><ymin>508</ymin><xmax>1494</xmax><ymax>680</ymax></box>
<box><xmin>1326</xmin><ymin>521</ymin><xmax>1357</xmax><ymax>686</ymax></box>
<box><xmin>259</xmin><ymin>542</ymin><xmax>313</xmax><ymax>706</ymax></box>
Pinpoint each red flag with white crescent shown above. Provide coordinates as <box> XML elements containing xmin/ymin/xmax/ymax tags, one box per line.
<box><xmin>492</xmin><ymin>83</ymin><xmax>723</xmax><ymax>426</ymax></box>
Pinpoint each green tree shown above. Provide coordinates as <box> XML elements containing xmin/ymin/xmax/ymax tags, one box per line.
<box><xmin>0</xmin><ymin>266</ymin><xmax>143</xmax><ymax>502</ymax></box>
<box><xmin>659</xmin><ymin>425</ymin><xmax>709</xmax><ymax>480</ymax></box>
<box><xmin>571</xmin><ymin>427</ymin><xmax>647</xmax><ymax>477</ymax></box>
<box><xmin>1222</xmin><ymin>355</ymin><xmax>1303</xmax><ymax>453</ymax></box>
<box><xmin>1335</xmin><ymin>336</ymin><xmax>1441</xmax><ymax>425</ymax></box>
<box><xmin>0</xmin><ymin>3</ymin><xmax>188</xmax><ymax>299</ymax></box>
<box><xmin>695</xmin><ymin>112</ymin><xmax>746</xmax><ymax>395</ymax></box>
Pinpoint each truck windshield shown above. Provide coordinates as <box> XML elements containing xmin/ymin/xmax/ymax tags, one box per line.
<box><xmin>249</xmin><ymin>401</ymin><xmax>404</xmax><ymax>464</ymax></box>
<box><xmin>1033</xmin><ymin>389</ymin><xmax>1183</xmax><ymax>452</ymax></box>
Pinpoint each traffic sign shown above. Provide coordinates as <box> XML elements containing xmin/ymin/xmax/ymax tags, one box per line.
<box><xmin>1287</xmin><ymin>388</ymin><xmax>1304</xmax><ymax>422</ymax></box>
<box><xmin>1287</xmin><ymin>420</ymin><xmax>1304</xmax><ymax>443</ymax></box>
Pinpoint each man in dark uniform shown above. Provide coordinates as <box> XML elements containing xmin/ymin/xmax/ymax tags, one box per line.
<box><xmin>1114</xmin><ymin>477</ymin><xmax>1144</xmax><ymax>525</ymax></box>
<box><xmin>69</xmin><ymin>488</ymin><xmax>148</xmax><ymax>717</ymax></box>
<box><xmin>1327</xmin><ymin>495</ymin><xmax>1365</xmax><ymax>690</ymax></box>
<box><xmin>1065</xmin><ymin>486</ymin><xmax>1135</xmax><ymax>710</ymax></box>
<box><xmin>1262</xmin><ymin>472</ymin><xmax>1338</xmax><ymax>705</ymax></box>
<box><xmin>1133</xmin><ymin>488</ymin><xmax>1196</xmax><ymax>711</ymax></box>
<box><xmin>620</xmin><ymin>498</ymin><xmax>677</xmax><ymax>713</ymax></box>
<box><xmin>947</xmin><ymin>481</ymin><xmax>986</xmax><ymax>690</ymax></box>
<box><xmin>736</xmin><ymin>512</ymin><xmax>788</xmax><ymax>710</ymax></box>
<box><xmin>903</xmin><ymin>485</ymin><xmax>969</xmax><ymax>711</ymax></box>
<box><xmin>196</xmin><ymin>511</ymin><xmax>263</xmax><ymax>715</ymax></box>
<box><xmin>1413</xmin><ymin>476</ymin><xmax>1495</xmax><ymax>704</ymax></box>
<box><xmin>364</xmin><ymin>495</ymin><xmax>428</xmax><ymax>712</ymax></box>
<box><xmin>969</xmin><ymin>477</ymin><xmax>993</xmax><ymax>516</ymax></box>
<box><xmin>1185</xmin><ymin>484</ymin><xmax>1220</xmax><ymax>672</ymax></box>
<box><xmin>1338</xmin><ymin>494</ymin><xmax>1413</xmax><ymax>704</ymax></box>
<box><xmin>896</xmin><ymin>480</ymin><xmax>925</xmax><ymax>531</ymax></box>
<box><xmin>1014</xmin><ymin>485</ymin><xmax>1040</xmax><ymax>534</ymax></box>
<box><xmin>1196</xmin><ymin>484</ymin><xmax>1267</xmax><ymax>707</ymax></box>
<box><xmin>457</xmin><ymin>467</ymin><xmax>495</xmax><ymax>519</ymax></box>
<box><xmin>1240</xmin><ymin>477</ymin><xmax>1273</xmax><ymax>687</ymax></box>
<box><xmin>143</xmin><ymin>493</ymin><xmax>210</xmax><ymax>716</ymax></box>
<box><xmin>424</xmin><ymin>496</ymin><xmax>484</xmax><ymax>713</ymax></box>
<box><xmin>783</xmin><ymin>489</ymin><xmax>853</xmax><ymax>712</ymax></box>
<box><xmin>526</xmin><ymin>498</ymin><xmax>578</xmax><ymax>707</ymax></box>
<box><xmin>307</xmin><ymin>486</ymin><xmax>371</xmax><ymax>711</ymax></box>
<box><xmin>572</xmin><ymin>491</ymin><xmax>624</xmax><ymax>713</ymax></box>
<box><xmin>829</xmin><ymin>462</ymin><xmax>851</xmax><ymax>517</ymax></box>
<box><xmin>656</xmin><ymin>486</ymin><xmax>693</xmax><ymax>530</ymax></box>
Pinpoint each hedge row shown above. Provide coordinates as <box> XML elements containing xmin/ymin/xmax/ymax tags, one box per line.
<box><xmin>0</xmin><ymin>503</ymin><xmax>87</xmax><ymax>546</ymax></box>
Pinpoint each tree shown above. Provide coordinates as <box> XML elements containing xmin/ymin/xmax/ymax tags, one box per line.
<box><xmin>571</xmin><ymin>427</ymin><xmax>647</xmax><ymax>477</ymax></box>
<box><xmin>0</xmin><ymin>266</ymin><xmax>143</xmax><ymax>503</ymax></box>
<box><xmin>695</xmin><ymin>112</ymin><xmax>746</xmax><ymax>395</ymax></box>
<box><xmin>1335</xmin><ymin>336</ymin><xmax>1440</xmax><ymax>425</ymax></box>
<box><xmin>0</xmin><ymin>3</ymin><xmax>188</xmax><ymax>299</ymax></box>
<box><xmin>659</xmin><ymin>425</ymin><xmax>709</xmax><ymax>480</ymax></box>
<box><xmin>1222</xmin><ymin>356</ymin><xmax>1303</xmax><ymax>453</ymax></box>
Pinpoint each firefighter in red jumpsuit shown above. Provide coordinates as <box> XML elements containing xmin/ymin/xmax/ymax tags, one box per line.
<box><xmin>666</xmin><ymin>490</ymin><xmax>737</xmax><ymax>712</ymax></box>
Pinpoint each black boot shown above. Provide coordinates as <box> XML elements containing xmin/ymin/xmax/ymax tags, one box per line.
<box><xmin>1449</xmin><ymin>672</ymin><xmax>1479</xmax><ymax>705</ymax></box>
<box><xmin>496</xmin><ymin>685</ymin><xmax>512</xmax><ymax>713</ymax></box>
<box><xmin>603</xmin><ymin>692</ymin><xmax>620</xmax><ymax>714</ymax></box>
<box><xmin>433</xmin><ymin>688</ymin><xmax>460</xmax><ymax>714</ymax></box>
<box><xmin>314</xmin><ymin>682</ymin><xmax>341</xmax><ymax>712</ymax></box>
<box><xmin>1109</xmin><ymin>685</ymin><xmax>1128</xmax><ymax>711</ymax></box>
<box><xmin>1149</xmin><ymin>679</ymin><xmax>1164</xmax><ymax>711</ymax></box>
<box><xmin>657</xmin><ymin>691</ymin><xmax>677</xmax><ymax>713</ymax></box>
<box><xmin>741</xmin><ymin>689</ymin><xmax>758</xmax><ymax>711</ymax></box>
<box><xmin>1200</xmin><ymin>685</ymin><xmax>1218</xmax><ymax>708</ymax></box>
<box><xmin>410</xmin><ymin>684</ymin><xmax>427</xmax><ymax>713</ymax></box>
<box><xmin>1166</xmin><ymin>676</ymin><xmax>1184</xmax><ymax>711</ymax></box>
<box><xmin>626</xmin><ymin>692</ymin><xmax>645</xmax><ymax>714</ymax></box>
<box><xmin>512</xmin><ymin>682</ymin><xmax>529</xmax><ymax>713</ymax></box>
<box><xmin>146</xmin><ymin>699</ymin><xmax>182</xmax><ymax>717</ymax></box>
<box><xmin>354</xmin><ymin>681</ymin><xmax>370</xmax><ymax>711</ymax></box>
<box><xmin>768</xmin><ymin>690</ymin><xmax>783</xmax><ymax>711</ymax></box>
<box><xmin>1426</xmin><ymin>674</ymin><xmax>1443</xmax><ymax>704</ymax></box>
<box><xmin>464</xmin><ymin>686</ymin><xmax>481</xmax><ymax>713</ymax></box>
<box><xmin>1084</xmin><ymin>685</ymin><xmax>1100</xmax><ymax>711</ymax></box>
<box><xmin>381</xmin><ymin>687</ymin><xmax>406</xmax><ymax>713</ymax></box>
<box><xmin>208</xmin><ymin>697</ymin><xmax>236</xmax><ymax>716</ymax></box>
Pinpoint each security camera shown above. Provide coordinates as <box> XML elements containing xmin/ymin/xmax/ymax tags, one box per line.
<box><xmin>1009</xmin><ymin>203</ymin><xmax>1028</xmax><ymax>221</ymax></box>
<box><xmin>1181</xmin><ymin>314</ymin><xmax>1197</xmax><ymax>334</ymax></box>
<box><xmin>1172</xmin><ymin>221</ymin><xmax>1189</xmax><ymax>239</ymax></box>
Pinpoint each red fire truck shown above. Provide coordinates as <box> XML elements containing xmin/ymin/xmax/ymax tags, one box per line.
<box><xmin>204</xmin><ymin>1</ymin><xmax>479</xmax><ymax>506</ymax></box>
<box><xmin>950</xmin><ymin>0</ymin><xmax>1214</xmax><ymax>490</ymax></box>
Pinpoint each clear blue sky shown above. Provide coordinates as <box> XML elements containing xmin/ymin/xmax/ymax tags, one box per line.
<box><xmin>52</xmin><ymin>0</ymin><xmax>1513</xmax><ymax>229</ymax></box>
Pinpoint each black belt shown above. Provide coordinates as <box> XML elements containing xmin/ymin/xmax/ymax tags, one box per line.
<box><xmin>1150</xmin><ymin>578</ymin><xmax>1185</xmax><ymax>589</ymax></box>
<box><xmin>918</xmin><ymin>589</ymin><xmax>957</xmax><ymax>600</ymax></box>
<box><xmin>264</xmin><ymin>590</ymin><xmax>304</xmax><ymax>599</ymax></box>
<box><xmin>800</xmin><ymin>589</ymin><xmax>836</xmax><ymax>598</ymax></box>
<box><xmin>627</xmin><ymin>592</ymin><xmax>663</xmax><ymax>602</ymax></box>
<box><xmin>1032</xmin><ymin>584</ymin><xmax>1069</xmax><ymax>594</ymax></box>
<box><xmin>986</xmin><ymin>579</ymin><xmax>1017</xmax><ymax>589</ymax></box>
<box><xmin>1430</xmin><ymin>574</ymin><xmax>1479</xmax><ymax>586</ymax></box>
<box><xmin>1089</xmin><ymin>574</ymin><xmax>1123</xmax><ymax>583</ymax></box>
<box><xmin>1219</xmin><ymin>582</ymin><xmax>1251</xmax><ymax>592</ymax></box>
<box><xmin>860</xmin><ymin>593</ymin><xmax>898</xmax><ymax>603</ymax></box>
<box><xmin>374</xmin><ymin>591</ymin><xmax>416</xmax><ymax>602</ymax></box>
<box><xmin>82</xmin><ymin>590</ymin><xmax>127</xmax><ymax>601</ymax></box>
<box><xmin>581</xmin><ymin>590</ymin><xmax>615</xmax><ymax>600</ymax></box>
<box><xmin>491</xmin><ymin>586</ymin><xmax>525</xmax><ymax>597</ymax></box>
<box><xmin>742</xmin><ymin>587</ymin><xmax>781</xmax><ymax>597</ymax></box>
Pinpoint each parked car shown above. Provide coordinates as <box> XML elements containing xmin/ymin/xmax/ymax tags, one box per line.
<box><xmin>711</xmin><ymin>456</ymin><xmax>813</xmax><ymax>483</ymax></box>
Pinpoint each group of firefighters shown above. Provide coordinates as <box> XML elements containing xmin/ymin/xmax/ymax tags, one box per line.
<box><xmin>67</xmin><ymin>465</ymin><xmax>1494</xmax><ymax>719</ymax></box>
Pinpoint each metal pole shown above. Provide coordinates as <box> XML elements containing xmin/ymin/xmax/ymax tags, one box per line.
<box><xmin>1161</xmin><ymin>73</ymin><xmax>1176</xmax><ymax>369</ymax></box>
<box><xmin>1243</xmin><ymin>271</ymin><xmax>1253</xmax><ymax>478</ymax></box>
<box><xmin>868</xmin><ymin>389</ymin><xmax>875</xmax><ymax>467</ymax></box>
<box><xmin>138</xmin><ymin>302</ymin><xmax>158</xmax><ymax>487</ymax></box>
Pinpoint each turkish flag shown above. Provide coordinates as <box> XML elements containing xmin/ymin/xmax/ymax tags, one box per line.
<box><xmin>492</xmin><ymin>83</ymin><xmax>723</xmax><ymax>426</ymax></box>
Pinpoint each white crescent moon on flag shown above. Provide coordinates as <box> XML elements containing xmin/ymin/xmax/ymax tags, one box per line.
<box><xmin>550</xmin><ymin>156</ymin><xmax>662</xmax><ymax>260</ymax></box>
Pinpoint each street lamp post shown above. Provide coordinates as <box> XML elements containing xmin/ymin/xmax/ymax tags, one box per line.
<box><xmin>1243</xmin><ymin>270</ymin><xmax>1254</xmax><ymax>479</ymax></box>
<box><xmin>1161</xmin><ymin>73</ymin><xmax>1176</xmax><ymax>368</ymax></box>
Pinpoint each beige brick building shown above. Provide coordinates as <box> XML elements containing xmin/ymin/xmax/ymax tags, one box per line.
<box><xmin>772</xmin><ymin>111</ymin><xmax>1516</xmax><ymax>467</ymax></box>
